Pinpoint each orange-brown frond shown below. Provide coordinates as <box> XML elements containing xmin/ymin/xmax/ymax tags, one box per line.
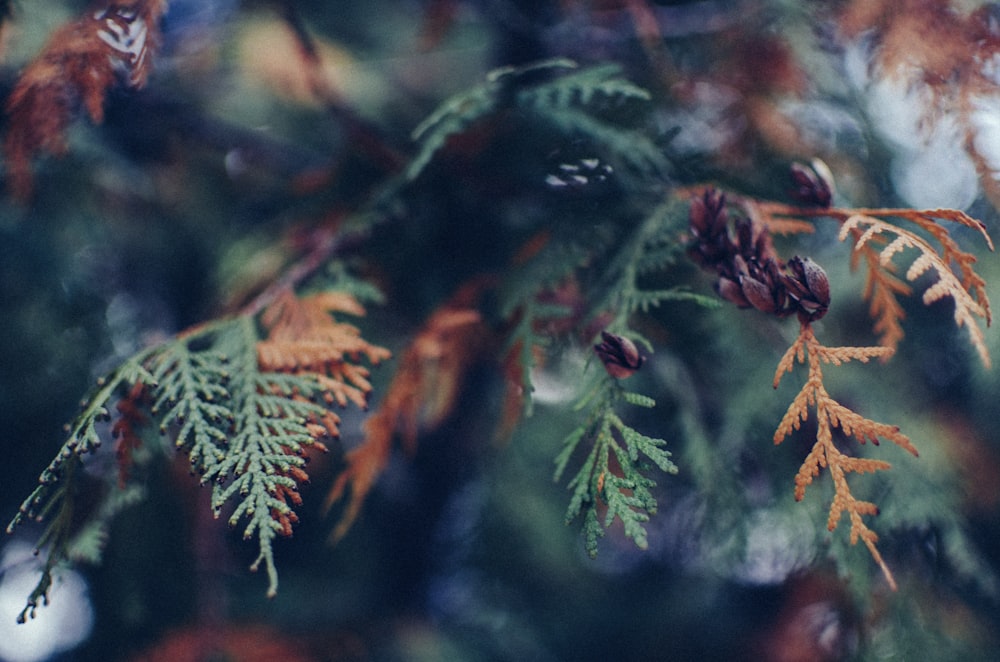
<box><xmin>323</xmin><ymin>280</ymin><xmax>493</xmax><ymax>543</ymax></box>
<box><xmin>736</xmin><ymin>200</ymin><xmax>991</xmax><ymax>359</ymax></box>
<box><xmin>257</xmin><ymin>290</ymin><xmax>391</xmax><ymax>411</ymax></box>
<box><xmin>912</xmin><ymin>210</ymin><xmax>993</xmax><ymax>325</ymax></box>
<box><xmin>379</xmin><ymin>286</ymin><xmax>491</xmax><ymax>450</ymax></box>
<box><xmin>260</xmin><ymin>290</ymin><xmax>367</xmax><ymax>333</ymax></box>
<box><xmin>776</xmin><ymin>323</ymin><xmax>915</xmax><ymax>589</ymax></box>
<box><xmin>772</xmin><ymin>322</ymin><xmax>809</xmax><ymax>389</ymax></box>
<box><xmin>111</xmin><ymin>381</ymin><xmax>149</xmax><ymax>488</ymax></box>
<box><xmin>792</xmin><ymin>427</ymin><xmax>830</xmax><ymax>500</ymax></box>
<box><xmin>259</xmin><ymin>291</ymin><xmax>389</xmax><ymax>366</ymax></box>
<box><xmin>813</xmin><ymin>343</ymin><xmax>894</xmax><ymax>367</ymax></box>
<box><xmin>270</xmin><ymin>447</ymin><xmax>325</xmax><ymax>538</ymax></box>
<box><xmin>774</xmin><ymin>387</ymin><xmax>815</xmax><ymax>445</ymax></box>
<box><xmin>825</xmin><ymin>398</ymin><xmax>917</xmax><ymax>455</ymax></box>
<box><xmin>311</xmin><ymin>373</ymin><xmax>367</xmax><ymax>410</ymax></box>
<box><xmin>749</xmin><ymin>200</ymin><xmax>818</xmax><ymax>235</ymax></box>
<box><xmin>324</xmin><ymin>410</ymin><xmax>394</xmax><ymax>543</ymax></box>
<box><xmin>4</xmin><ymin>0</ymin><xmax>167</xmax><ymax>199</ymax></box>
<box><xmin>915</xmin><ymin>208</ymin><xmax>994</xmax><ymax>250</ymax></box>
<box><xmin>855</xmin><ymin>240</ymin><xmax>911</xmax><ymax>354</ymax></box>
<box><xmin>840</xmin><ymin>214</ymin><xmax>992</xmax><ymax>367</ymax></box>
<box><xmin>837</xmin><ymin>456</ymin><xmax>893</xmax><ymax>477</ymax></box>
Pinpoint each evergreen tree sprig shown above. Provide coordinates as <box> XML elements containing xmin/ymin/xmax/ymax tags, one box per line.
<box><xmin>7</xmin><ymin>288</ymin><xmax>388</xmax><ymax>614</ymax></box>
<box><xmin>4</xmin><ymin>345</ymin><xmax>162</xmax><ymax>622</ymax></box>
<box><xmin>407</xmin><ymin>58</ymin><xmax>579</xmax><ymax>181</ymax></box>
<box><xmin>198</xmin><ymin>317</ymin><xmax>330</xmax><ymax>598</ymax></box>
<box><xmin>407</xmin><ymin>58</ymin><xmax>670</xmax><ymax>183</ymax></box>
<box><xmin>555</xmin><ymin>367</ymin><xmax>677</xmax><ymax>556</ymax></box>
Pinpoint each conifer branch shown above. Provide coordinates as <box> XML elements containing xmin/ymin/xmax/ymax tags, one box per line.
<box><xmin>407</xmin><ymin>58</ymin><xmax>669</xmax><ymax>182</ymax></box>
<box><xmin>7</xmin><ymin>348</ymin><xmax>159</xmax><ymax>535</ymax></box>
<box><xmin>7</xmin><ymin>7</ymin><xmax>996</xmax><ymax>630</ymax></box>
<box><xmin>497</xmin><ymin>231</ymin><xmax>605</xmax><ymax>421</ymax></box>
<box><xmin>220</xmin><ymin>292</ymin><xmax>389</xmax><ymax>595</ymax></box>
<box><xmin>5</xmin><ymin>346</ymin><xmax>159</xmax><ymax>621</ymax></box>
<box><xmin>149</xmin><ymin>325</ymin><xmax>234</xmax><ymax>474</ymax></box>
<box><xmin>8</xmin><ymin>288</ymin><xmax>389</xmax><ymax>610</ymax></box>
<box><xmin>604</xmin><ymin>198</ymin><xmax>713</xmax><ymax>317</ymax></box>
<box><xmin>500</xmin><ymin>297</ymin><xmax>572</xmax><ymax>421</ymax></box>
<box><xmin>495</xmin><ymin>195</ymin><xmax>704</xmax><ymax>441</ymax></box>
<box><xmin>774</xmin><ymin>323</ymin><xmax>918</xmax><ymax>590</ymax></box>
<box><xmin>840</xmin><ymin>213</ymin><xmax>992</xmax><ymax>367</ymax></box>
<box><xmin>407</xmin><ymin>58</ymin><xmax>578</xmax><ymax>181</ymax></box>
<box><xmin>555</xmin><ymin>369</ymin><xmax>677</xmax><ymax>556</ymax></box>
<box><xmin>752</xmin><ymin>200</ymin><xmax>993</xmax><ymax>364</ymax></box>
<box><xmin>686</xmin><ymin>184</ymin><xmax>986</xmax><ymax>589</ymax></box>
<box><xmin>851</xmin><ymin>236</ymin><xmax>911</xmax><ymax>356</ymax></box>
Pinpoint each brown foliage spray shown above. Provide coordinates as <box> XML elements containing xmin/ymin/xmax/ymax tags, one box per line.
<box><xmin>4</xmin><ymin>0</ymin><xmax>168</xmax><ymax>199</ymax></box>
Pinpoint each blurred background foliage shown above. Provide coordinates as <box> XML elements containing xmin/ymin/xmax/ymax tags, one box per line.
<box><xmin>2</xmin><ymin>0</ymin><xmax>1000</xmax><ymax>660</ymax></box>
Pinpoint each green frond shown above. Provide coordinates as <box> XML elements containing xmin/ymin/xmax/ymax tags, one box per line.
<box><xmin>622</xmin><ymin>391</ymin><xmax>656</xmax><ymax>408</ymax></box>
<box><xmin>603</xmin><ymin>470</ymin><xmax>654</xmax><ymax>549</ymax></box>
<box><xmin>503</xmin><ymin>301</ymin><xmax>561</xmax><ymax>418</ymax></box>
<box><xmin>407</xmin><ymin>58</ymin><xmax>579</xmax><ymax>181</ymax></box>
<box><xmin>23</xmin><ymin>374</ymin><xmax>128</xmax><ymax>497</ymax></box>
<box><xmin>406</xmin><ymin>83</ymin><xmax>498</xmax><ymax>180</ymax></box>
<box><xmin>623</xmin><ymin>287</ymin><xmax>717</xmax><ymax>313</ymax></box>
<box><xmin>6</xmin><ymin>339</ymin><xmax>165</xmax><ymax>539</ymax></box>
<box><xmin>555</xmin><ymin>374</ymin><xmax>676</xmax><ymax>557</ymax></box>
<box><xmin>8</xmin><ymin>302</ymin><xmax>355</xmax><ymax>612</ymax></box>
<box><xmin>8</xmin><ymin>447</ymin><xmax>148</xmax><ymax>623</ymax></box>
<box><xmin>67</xmin><ymin>483</ymin><xmax>146</xmax><ymax>565</ymax></box>
<box><xmin>148</xmin><ymin>329</ymin><xmax>234</xmax><ymax>472</ymax></box>
<box><xmin>584</xmin><ymin>200</ymin><xmax>678</xmax><ymax>316</ymax></box>
<box><xmin>408</xmin><ymin>58</ymin><xmax>668</xmax><ymax>184</ymax></box>
<box><xmin>554</xmin><ymin>426</ymin><xmax>588</xmax><ymax>483</ymax></box>
<box><xmin>634</xmin><ymin>246</ymin><xmax>681</xmax><ymax>275</ymax></box>
<box><xmin>521</xmin><ymin>62</ymin><xmax>651</xmax><ymax>108</ymax></box>
<box><xmin>498</xmin><ymin>238</ymin><xmax>599</xmax><ymax>320</ymax></box>
<box><xmin>582</xmin><ymin>508</ymin><xmax>604</xmax><ymax>558</ymax></box>
<box><xmin>617</xmin><ymin>422</ymin><xmax>677</xmax><ymax>474</ymax></box>
<box><xmin>191</xmin><ymin>317</ymin><xmax>329</xmax><ymax>598</ymax></box>
<box><xmin>5</xmin><ymin>332</ymin><xmax>215</xmax><ymax>620</ymax></box>
<box><xmin>528</xmin><ymin>106</ymin><xmax>670</xmax><ymax>176</ymax></box>
<box><xmin>563</xmin><ymin>431</ymin><xmax>601</xmax><ymax>523</ymax></box>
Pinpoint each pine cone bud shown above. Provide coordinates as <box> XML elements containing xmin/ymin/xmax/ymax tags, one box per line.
<box><xmin>740</xmin><ymin>273</ymin><xmax>780</xmax><ymax>313</ymax></box>
<box><xmin>689</xmin><ymin>189</ymin><xmax>727</xmax><ymax>237</ymax></box>
<box><xmin>716</xmin><ymin>275</ymin><xmax>752</xmax><ymax>308</ymax></box>
<box><xmin>687</xmin><ymin>189</ymin><xmax>731</xmax><ymax>268</ymax></box>
<box><xmin>594</xmin><ymin>331</ymin><xmax>644</xmax><ymax>379</ymax></box>
<box><xmin>731</xmin><ymin>255</ymin><xmax>788</xmax><ymax>315</ymax></box>
<box><xmin>785</xmin><ymin>256</ymin><xmax>831</xmax><ymax>321</ymax></box>
<box><xmin>789</xmin><ymin>160</ymin><xmax>834</xmax><ymax>208</ymax></box>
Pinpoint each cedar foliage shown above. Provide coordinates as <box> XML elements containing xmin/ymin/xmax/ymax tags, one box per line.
<box><xmin>689</xmin><ymin>187</ymin><xmax>993</xmax><ymax>590</ymax></box>
<box><xmin>8</xmin><ymin>298</ymin><xmax>388</xmax><ymax>617</ymax></box>
<box><xmin>3</xmin><ymin>1</ymin><xmax>1000</xmax><ymax>659</ymax></box>
<box><xmin>4</xmin><ymin>0</ymin><xmax>167</xmax><ymax>199</ymax></box>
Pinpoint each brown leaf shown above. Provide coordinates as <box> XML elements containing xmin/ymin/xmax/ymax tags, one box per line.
<box><xmin>4</xmin><ymin>0</ymin><xmax>167</xmax><ymax>199</ymax></box>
